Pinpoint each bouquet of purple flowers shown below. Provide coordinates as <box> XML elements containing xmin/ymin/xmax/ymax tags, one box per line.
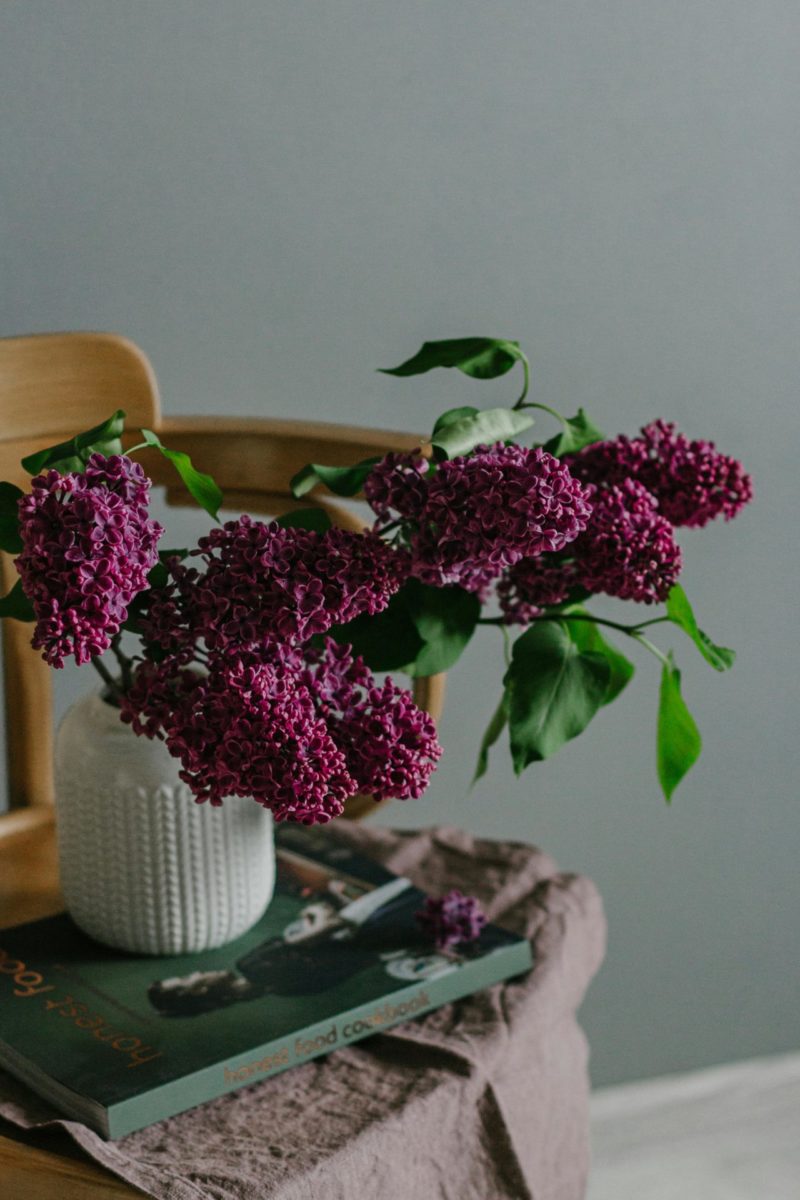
<box><xmin>0</xmin><ymin>337</ymin><xmax>752</xmax><ymax>820</ymax></box>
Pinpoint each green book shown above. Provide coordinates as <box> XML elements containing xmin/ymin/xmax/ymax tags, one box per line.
<box><xmin>0</xmin><ymin>825</ymin><xmax>532</xmax><ymax>1138</ymax></box>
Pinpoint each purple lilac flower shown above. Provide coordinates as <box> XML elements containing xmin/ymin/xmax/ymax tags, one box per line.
<box><xmin>15</xmin><ymin>454</ymin><xmax>162</xmax><ymax>667</ymax></box>
<box><xmin>301</xmin><ymin>639</ymin><xmax>443</xmax><ymax>802</ymax></box>
<box><xmin>416</xmin><ymin>890</ymin><xmax>487</xmax><ymax>951</ymax></box>
<box><xmin>122</xmin><ymin>638</ymin><xmax>441</xmax><ymax>821</ymax></box>
<box><xmin>410</xmin><ymin>443</ymin><xmax>592</xmax><ymax>593</ymax></box>
<box><xmin>136</xmin><ymin>559</ymin><xmax>200</xmax><ymax>665</ymax></box>
<box><xmin>497</xmin><ymin>555</ymin><xmax>579</xmax><ymax>624</ymax></box>
<box><xmin>364</xmin><ymin>451</ymin><xmax>429</xmax><ymax>523</ymax></box>
<box><xmin>121</xmin><ymin>649</ymin><xmax>356</xmax><ymax>822</ymax></box>
<box><xmin>140</xmin><ymin>516</ymin><xmax>410</xmax><ymax>656</ymax></box>
<box><xmin>568</xmin><ymin>420</ymin><xmax>752</xmax><ymax>528</ymax></box>
<box><xmin>577</xmin><ymin>480</ymin><xmax>682</xmax><ymax>604</ymax></box>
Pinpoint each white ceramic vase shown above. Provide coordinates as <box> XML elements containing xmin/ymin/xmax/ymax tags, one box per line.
<box><xmin>54</xmin><ymin>691</ymin><xmax>275</xmax><ymax>956</ymax></box>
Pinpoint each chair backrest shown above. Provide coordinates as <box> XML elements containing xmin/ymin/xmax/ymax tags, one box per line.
<box><xmin>0</xmin><ymin>332</ymin><xmax>444</xmax><ymax>839</ymax></box>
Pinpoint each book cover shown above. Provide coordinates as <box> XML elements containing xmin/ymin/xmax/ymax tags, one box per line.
<box><xmin>0</xmin><ymin>825</ymin><xmax>532</xmax><ymax>1138</ymax></box>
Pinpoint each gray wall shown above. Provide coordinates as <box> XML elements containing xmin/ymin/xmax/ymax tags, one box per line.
<box><xmin>1</xmin><ymin>2</ymin><xmax>798</xmax><ymax>1086</ymax></box>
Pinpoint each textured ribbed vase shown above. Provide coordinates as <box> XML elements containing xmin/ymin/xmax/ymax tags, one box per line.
<box><xmin>54</xmin><ymin>691</ymin><xmax>275</xmax><ymax>955</ymax></box>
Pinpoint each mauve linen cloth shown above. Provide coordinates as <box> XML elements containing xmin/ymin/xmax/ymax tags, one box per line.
<box><xmin>0</xmin><ymin>824</ymin><xmax>606</xmax><ymax>1200</ymax></box>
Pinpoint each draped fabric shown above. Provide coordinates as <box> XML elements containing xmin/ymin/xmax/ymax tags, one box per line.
<box><xmin>1</xmin><ymin>824</ymin><xmax>606</xmax><ymax>1200</ymax></box>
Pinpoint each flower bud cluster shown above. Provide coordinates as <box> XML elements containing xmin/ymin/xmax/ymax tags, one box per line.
<box><xmin>366</xmin><ymin>443</ymin><xmax>592</xmax><ymax>597</ymax></box>
<box><xmin>498</xmin><ymin>421</ymin><xmax>751</xmax><ymax>622</ymax></box>
<box><xmin>416</xmin><ymin>890</ymin><xmax>487</xmax><ymax>950</ymax></box>
<box><xmin>567</xmin><ymin>420</ymin><xmax>753</xmax><ymax>528</ymax></box>
<box><xmin>122</xmin><ymin>638</ymin><xmax>441</xmax><ymax>822</ymax></box>
<box><xmin>16</xmin><ymin>454</ymin><xmax>162</xmax><ymax>667</ymax></box>
<box><xmin>124</xmin><ymin>515</ymin><xmax>439</xmax><ymax>823</ymax></box>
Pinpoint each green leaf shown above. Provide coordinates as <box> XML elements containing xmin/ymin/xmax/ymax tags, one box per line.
<box><xmin>666</xmin><ymin>584</ymin><xmax>735</xmax><ymax>671</ymax></box>
<box><xmin>141</xmin><ymin>429</ymin><xmax>223</xmax><ymax>521</ymax></box>
<box><xmin>21</xmin><ymin>410</ymin><xmax>126</xmax><ymax>475</ymax></box>
<box><xmin>404</xmin><ymin>580</ymin><xmax>481</xmax><ymax>676</ymax></box>
<box><xmin>330</xmin><ymin>579</ymin><xmax>479</xmax><ymax>677</ymax></box>
<box><xmin>290</xmin><ymin>458</ymin><xmax>381</xmax><ymax>500</ymax></box>
<box><xmin>0</xmin><ymin>579</ymin><xmax>35</xmax><ymax>622</ymax></box>
<box><xmin>0</xmin><ymin>482</ymin><xmax>24</xmax><ymax>554</ymax></box>
<box><xmin>431</xmin><ymin>406</ymin><xmax>480</xmax><ymax>435</ymax></box>
<box><xmin>275</xmin><ymin>508</ymin><xmax>333</xmax><ymax>533</ymax></box>
<box><xmin>327</xmin><ymin>590</ymin><xmax>425</xmax><ymax>673</ymax></box>
<box><xmin>380</xmin><ymin>338</ymin><xmax>524</xmax><ymax>382</ymax></box>
<box><xmin>430</xmin><ymin>407</ymin><xmax>534</xmax><ymax>461</ymax></box>
<box><xmin>473</xmin><ymin>695</ymin><xmax>508</xmax><ymax>784</ymax></box>
<box><xmin>543</xmin><ymin>409</ymin><xmax>605</xmax><ymax>457</ymax></box>
<box><xmin>563</xmin><ymin>611</ymin><xmax>635</xmax><ymax>704</ymax></box>
<box><xmin>657</xmin><ymin>654</ymin><xmax>702</xmax><ymax>801</ymax></box>
<box><xmin>504</xmin><ymin>620</ymin><xmax>611</xmax><ymax>771</ymax></box>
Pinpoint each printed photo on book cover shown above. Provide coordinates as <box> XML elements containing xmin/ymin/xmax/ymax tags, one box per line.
<box><xmin>147</xmin><ymin>849</ymin><xmax>469</xmax><ymax>1018</ymax></box>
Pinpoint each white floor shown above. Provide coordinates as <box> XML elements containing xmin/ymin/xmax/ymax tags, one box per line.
<box><xmin>588</xmin><ymin>1053</ymin><xmax>800</xmax><ymax>1200</ymax></box>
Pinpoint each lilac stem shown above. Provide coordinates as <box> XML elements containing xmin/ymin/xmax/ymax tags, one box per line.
<box><xmin>90</xmin><ymin>655</ymin><xmax>123</xmax><ymax>703</ymax></box>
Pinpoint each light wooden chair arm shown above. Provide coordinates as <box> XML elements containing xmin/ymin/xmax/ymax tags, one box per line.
<box><xmin>139</xmin><ymin>414</ymin><xmax>422</xmax><ymax>498</ymax></box>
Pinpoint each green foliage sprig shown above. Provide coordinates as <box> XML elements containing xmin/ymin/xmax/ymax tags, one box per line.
<box><xmin>292</xmin><ymin>335</ymin><xmax>742</xmax><ymax>801</ymax></box>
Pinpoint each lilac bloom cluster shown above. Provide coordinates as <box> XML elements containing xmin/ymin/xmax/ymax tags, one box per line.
<box><xmin>499</xmin><ymin>479</ymin><xmax>682</xmax><ymax>621</ymax></box>
<box><xmin>497</xmin><ymin>555</ymin><xmax>578</xmax><ymax>625</ymax></box>
<box><xmin>123</xmin><ymin>512</ymin><xmax>440</xmax><ymax>821</ymax></box>
<box><xmin>363</xmin><ymin>451</ymin><xmax>429</xmax><ymax>521</ymax></box>
<box><xmin>366</xmin><ymin>443</ymin><xmax>592</xmax><ymax>596</ymax></box>
<box><xmin>121</xmin><ymin>648</ymin><xmax>355</xmax><ymax>822</ymax></box>
<box><xmin>299</xmin><ymin>639</ymin><xmax>442</xmax><ymax>802</ymax></box>
<box><xmin>15</xmin><ymin>454</ymin><xmax>162</xmax><ymax>667</ymax></box>
<box><xmin>122</xmin><ymin>639</ymin><xmax>441</xmax><ymax>822</ymax></box>
<box><xmin>141</xmin><ymin>516</ymin><xmax>409</xmax><ymax>656</ymax></box>
<box><xmin>13</xmin><ymin>446</ymin><xmax>438</xmax><ymax>822</ymax></box>
<box><xmin>567</xmin><ymin>420</ymin><xmax>753</xmax><ymax>528</ymax></box>
<box><xmin>498</xmin><ymin>418</ymin><xmax>753</xmax><ymax>623</ymax></box>
<box><xmin>415</xmin><ymin>890</ymin><xmax>487</xmax><ymax>951</ymax></box>
<box><xmin>577</xmin><ymin>480</ymin><xmax>683</xmax><ymax>604</ymax></box>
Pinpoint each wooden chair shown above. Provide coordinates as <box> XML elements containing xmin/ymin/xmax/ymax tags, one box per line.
<box><xmin>0</xmin><ymin>331</ymin><xmax>446</xmax><ymax>1198</ymax></box>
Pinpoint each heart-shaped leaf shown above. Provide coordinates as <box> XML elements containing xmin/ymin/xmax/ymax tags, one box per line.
<box><xmin>331</xmin><ymin>579</ymin><xmax>480</xmax><ymax>677</ymax></box>
<box><xmin>141</xmin><ymin>429</ymin><xmax>223</xmax><ymax>521</ymax></box>
<box><xmin>657</xmin><ymin>654</ymin><xmax>702</xmax><ymax>801</ymax></box>
<box><xmin>0</xmin><ymin>579</ymin><xmax>35</xmax><ymax>622</ymax></box>
<box><xmin>666</xmin><ymin>585</ymin><xmax>735</xmax><ymax>671</ymax></box>
<box><xmin>380</xmin><ymin>338</ymin><xmax>523</xmax><ymax>381</ymax></box>
<box><xmin>328</xmin><ymin>590</ymin><xmax>425</xmax><ymax>673</ymax></box>
<box><xmin>430</xmin><ymin>407</ymin><xmax>534</xmax><ymax>461</ymax></box>
<box><xmin>543</xmin><ymin>409</ymin><xmax>605</xmax><ymax>457</ymax></box>
<box><xmin>290</xmin><ymin>458</ymin><xmax>381</xmax><ymax>500</ymax></box>
<box><xmin>404</xmin><ymin>580</ymin><xmax>481</xmax><ymax>677</ymax></box>
<box><xmin>473</xmin><ymin>695</ymin><xmax>508</xmax><ymax>784</ymax></box>
<box><xmin>562</xmin><ymin>611</ymin><xmax>635</xmax><ymax>704</ymax></box>
<box><xmin>21</xmin><ymin>410</ymin><xmax>126</xmax><ymax>476</ymax></box>
<box><xmin>504</xmin><ymin>620</ymin><xmax>611</xmax><ymax>771</ymax></box>
<box><xmin>275</xmin><ymin>508</ymin><xmax>333</xmax><ymax>533</ymax></box>
<box><xmin>0</xmin><ymin>482</ymin><xmax>24</xmax><ymax>554</ymax></box>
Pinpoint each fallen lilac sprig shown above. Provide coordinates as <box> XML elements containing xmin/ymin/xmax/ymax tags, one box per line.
<box><xmin>416</xmin><ymin>890</ymin><xmax>487</xmax><ymax>951</ymax></box>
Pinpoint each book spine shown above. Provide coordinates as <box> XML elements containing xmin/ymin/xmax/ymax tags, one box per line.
<box><xmin>107</xmin><ymin>939</ymin><xmax>532</xmax><ymax>1138</ymax></box>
